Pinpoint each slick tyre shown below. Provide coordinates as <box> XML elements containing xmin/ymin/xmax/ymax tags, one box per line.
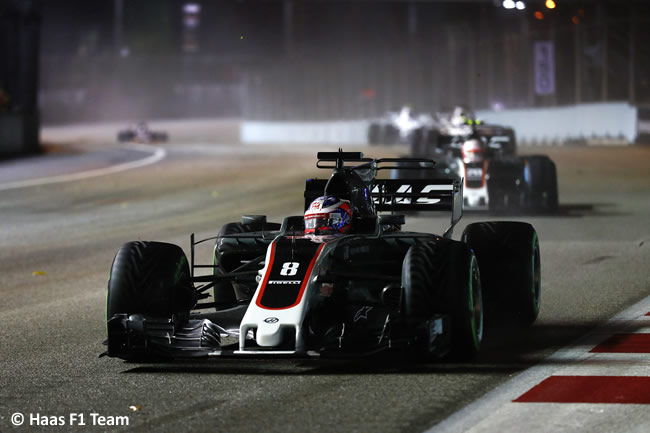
<box><xmin>151</xmin><ymin>132</ymin><xmax>169</xmax><ymax>142</ymax></box>
<box><xmin>462</xmin><ymin>221</ymin><xmax>541</xmax><ymax>326</ymax></box>
<box><xmin>444</xmin><ymin>242</ymin><xmax>483</xmax><ymax>360</ymax></box>
<box><xmin>368</xmin><ymin>123</ymin><xmax>382</xmax><ymax>145</ymax></box>
<box><xmin>213</xmin><ymin>222</ymin><xmax>280</xmax><ymax>307</ymax></box>
<box><xmin>524</xmin><ymin>155</ymin><xmax>558</xmax><ymax>213</ymax></box>
<box><xmin>402</xmin><ymin>240</ymin><xmax>483</xmax><ymax>360</ymax></box>
<box><xmin>116</xmin><ymin>131</ymin><xmax>134</xmax><ymax>142</ymax></box>
<box><xmin>487</xmin><ymin>159</ymin><xmax>524</xmax><ymax>214</ymax></box>
<box><xmin>106</xmin><ymin>241</ymin><xmax>194</xmax><ymax>322</ymax></box>
<box><xmin>401</xmin><ymin>242</ymin><xmax>440</xmax><ymax>319</ymax></box>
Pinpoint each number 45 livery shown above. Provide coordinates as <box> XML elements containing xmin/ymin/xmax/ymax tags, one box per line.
<box><xmin>103</xmin><ymin>151</ymin><xmax>541</xmax><ymax>361</ymax></box>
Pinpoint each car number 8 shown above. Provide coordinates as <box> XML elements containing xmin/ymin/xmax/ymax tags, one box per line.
<box><xmin>280</xmin><ymin>262</ymin><xmax>300</xmax><ymax>276</ymax></box>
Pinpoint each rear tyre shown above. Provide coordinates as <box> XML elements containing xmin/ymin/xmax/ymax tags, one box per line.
<box><xmin>151</xmin><ymin>132</ymin><xmax>169</xmax><ymax>142</ymax></box>
<box><xmin>106</xmin><ymin>241</ymin><xmax>194</xmax><ymax>323</ymax></box>
<box><xmin>402</xmin><ymin>240</ymin><xmax>483</xmax><ymax>360</ymax></box>
<box><xmin>384</xmin><ymin>125</ymin><xmax>398</xmax><ymax>144</ymax></box>
<box><xmin>117</xmin><ymin>131</ymin><xmax>134</xmax><ymax>142</ymax></box>
<box><xmin>462</xmin><ymin>221</ymin><xmax>541</xmax><ymax>326</ymax></box>
<box><xmin>368</xmin><ymin>123</ymin><xmax>382</xmax><ymax>145</ymax></box>
<box><xmin>524</xmin><ymin>156</ymin><xmax>558</xmax><ymax>213</ymax></box>
<box><xmin>487</xmin><ymin>159</ymin><xmax>525</xmax><ymax>214</ymax></box>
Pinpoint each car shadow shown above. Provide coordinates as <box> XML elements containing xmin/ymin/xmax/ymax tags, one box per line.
<box><xmin>468</xmin><ymin>202</ymin><xmax>627</xmax><ymax>219</ymax></box>
<box><xmin>120</xmin><ymin>318</ymin><xmax>649</xmax><ymax>376</ymax></box>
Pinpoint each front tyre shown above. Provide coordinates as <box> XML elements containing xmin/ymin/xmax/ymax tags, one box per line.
<box><xmin>402</xmin><ymin>240</ymin><xmax>483</xmax><ymax>360</ymax></box>
<box><xmin>106</xmin><ymin>241</ymin><xmax>194</xmax><ymax>323</ymax></box>
<box><xmin>445</xmin><ymin>242</ymin><xmax>483</xmax><ymax>360</ymax></box>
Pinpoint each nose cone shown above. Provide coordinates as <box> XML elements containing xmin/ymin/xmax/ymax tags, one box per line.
<box><xmin>256</xmin><ymin>320</ymin><xmax>283</xmax><ymax>347</ymax></box>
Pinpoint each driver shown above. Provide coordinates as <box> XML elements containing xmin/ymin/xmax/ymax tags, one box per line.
<box><xmin>304</xmin><ymin>196</ymin><xmax>353</xmax><ymax>235</ymax></box>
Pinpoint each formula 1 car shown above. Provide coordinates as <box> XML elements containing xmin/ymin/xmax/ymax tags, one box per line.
<box><xmin>117</xmin><ymin>122</ymin><xmax>168</xmax><ymax>143</ymax></box>
<box><xmin>396</xmin><ymin>109</ymin><xmax>557</xmax><ymax>212</ymax></box>
<box><xmin>367</xmin><ymin>106</ymin><xmax>434</xmax><ymax>145</ymax></box>
<box><xmin>103</xmin><ymin>151</ymin><xmax>541</xmax><ymax>361</ymax></box>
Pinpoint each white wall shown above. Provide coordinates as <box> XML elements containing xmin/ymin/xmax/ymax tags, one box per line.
<box><xmin>241</xmin><ymin>120</ymin><xmax>369</xmax><ymax>145</ymax></box>
<box><xmin>240</xmin><ymin>103</ymin><xmax>639</xmax><ymax>145</ymax></box>
<box><xmin>476</xmin><ymin>102</ymin><xmax>638</xmax><ymax>145</ymax></box>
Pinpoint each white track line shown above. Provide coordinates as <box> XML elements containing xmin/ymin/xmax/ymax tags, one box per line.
<box><xmin>426</xmin><ymin>294</ymin><xmax>650</xmax><ymax>433</ymax></box>
<box><xmin>0</xmin><ymin>144</ymin><xmax>166</xmax><ymax>191</ymax></box>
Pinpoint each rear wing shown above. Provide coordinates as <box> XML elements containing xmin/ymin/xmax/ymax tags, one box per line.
<box><xmin>371</xmin><ymin>178</ymin><xmax>462</xmax><ymax>213</ymax></box>
<box><xmin>307</xmin><ymin>150</ymin><xmax>464</xmax><ymax>237</ymax></box>
<box><xmin>305</xmin><ymin>177</ymin><xmax>463</xmax><ymax>237</ymax></box>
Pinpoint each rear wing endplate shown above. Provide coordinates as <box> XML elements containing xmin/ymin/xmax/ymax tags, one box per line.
<box><xmin>372</xmin><ymin>178</ymin><xmax>463</xmax><ymax>237</ymax></box>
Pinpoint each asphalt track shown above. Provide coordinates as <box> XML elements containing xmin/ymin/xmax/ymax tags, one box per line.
<box><xmin>1</xmin><ymin>120</ymin><xmax>649</xmax><ymax>432</ymax></box>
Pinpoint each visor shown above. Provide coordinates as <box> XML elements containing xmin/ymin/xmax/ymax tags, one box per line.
<box><xmin>304</xmin><ymin>213</ymin><xmax>341</xmax><ymax>234</ymax></box>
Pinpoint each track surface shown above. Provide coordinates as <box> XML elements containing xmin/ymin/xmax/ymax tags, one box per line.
<box><xmin>1</xmin><ymin>121</ymin><xmax>649</xmax><ymax>432</ymax></box>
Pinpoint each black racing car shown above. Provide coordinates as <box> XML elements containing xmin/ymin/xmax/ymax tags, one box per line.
<box><xmin>103</xmin><ymin>150</ymin><xmax>541</xmax><ymax>361</ymax></box>
<box><xmin>117</xmin><ymin>122</ymin><xmax>168</xmax><ymax>143</ymax></box>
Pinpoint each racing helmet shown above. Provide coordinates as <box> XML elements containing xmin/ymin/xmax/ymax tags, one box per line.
<box><xmin>304</xmin><ymin>196</ymin><xmax>353</xmax><ymax>235</ymax></box>
<box><xmin>461</xmin><ymin>138</ymin><xmax>484</xmax><ymax>164</ymax></box>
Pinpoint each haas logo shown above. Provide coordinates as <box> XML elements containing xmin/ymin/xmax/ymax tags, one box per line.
<box><xmin>311</xmin><ymin>201</ymin><xmax>321</xmax><ymax>210</ymax></box>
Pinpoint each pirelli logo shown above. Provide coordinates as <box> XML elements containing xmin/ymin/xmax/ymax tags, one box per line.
<box><xmin>267</xmin><ymin>280</ymin><xmax>301</xmax><ymax>285</ymax></box>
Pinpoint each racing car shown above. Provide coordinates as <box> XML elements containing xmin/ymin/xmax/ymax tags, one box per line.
<box><xmin>103</xmin><ymin>150</ymin><xmax>541</xmax><ymax>361</ymax></box>
<box><xmin>367</xmin><ymin>106</ymin><xmax>434</xmax><ymax>145</ymax></box>
<box><xmin>395</xmin><ymin>108</ymin><xmax>557</xmax><ymax>213</ymax></box>
<box><xmin>116</xmin><ymin>122</ymin><xmax>169</xmax><ymax>143</ymax></box>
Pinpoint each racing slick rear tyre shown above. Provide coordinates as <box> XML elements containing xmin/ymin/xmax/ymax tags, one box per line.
<box><xmin>402</xmin><ymin>240</ymin><xmax>483</xmax><ymax>360</ymax></box>
<box><xmin>150</xmin><ymin>132</ymin><xmax>169</xmax><ymax>143</ymax></box>
<box><xmin>523</xmin><ymin>156</ymin><xmax>558</xmax><ymax>213</ymax></box>
<box><xmin>487</xmin><ymin>159</ymin><xmax>525</xmax><ymax>214</ymax></box>
<box><xmin>462</xmin><ymin>222</ymin><xmax>541</xmax><ymax>326</ymax></box>
<box><xmin>116</xmin><ymin>131</ymin><xmax>134</xmax><ymax>142</ymax></box>
<box><xmin>368</xmin><ymin>123</ymin><xmax>382</xmax><ymax>145</ymax></box>
<box><xmin>106</xmin><ymin>241</ymin><xmax>194</xmax><ymax>322</ymax></box>
<box><xmin>213</xmin><ymin>222</ymin><xmax>280</xmax><ymax>308</ymax></box>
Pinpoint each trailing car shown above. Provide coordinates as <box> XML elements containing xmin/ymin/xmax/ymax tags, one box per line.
<box><xmin>367</xmin><ymin>106</ymin><xmax>434</xmax><ymax>145</ymax></box>
<box><xmin>117</xmin><ymin>122</ymin><xmax>168</xmax><ymax>143</ymax></box>
<box><xmin>396</xmin><ymin>108</ymin><xmax>558</xmax><ymax>213</ymax></box>
<box><xmin>103</xmin><ymin>150</ymin><xmax>541</xmax><ymax>361</ymax></box>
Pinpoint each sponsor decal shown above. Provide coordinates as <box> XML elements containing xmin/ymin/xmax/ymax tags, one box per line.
<box><xmin>264</xmin><ymin>317</ymin><xmax>279</xmax><ymax>324</ymax></box>
<box><xmin>371</xmin><ymin>184</ymin><xmax>446</xmax><ymax>205</ymax></box>
<box><xmin>466</xmin><ymin>167</ymin><xmax>483</xmax><ymax>180</ymax></box>
<box><xmin>354</xmin><ymin>306</ymin><xmax>373</xmax><ymax>322</ymax></box>
<box><xmin>268</xmin><ymin>280</ymin><xmax>301</xmax><ymax>285</ymax></box>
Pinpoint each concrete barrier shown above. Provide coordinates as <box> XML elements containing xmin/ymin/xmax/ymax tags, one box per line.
<box><xmin>241</xmin><ymin>119</ymin><xmax>369</xmax><ymax>144</ymax></box>
<box><xmin>240</xmin><ymin>102</ymin><xmax>640</xmax><ymax>146</ymax></box>
<box><xmin>476</xmin><ymin>102</ymin><xmax>637</xmax><ymax>145</ymax></box>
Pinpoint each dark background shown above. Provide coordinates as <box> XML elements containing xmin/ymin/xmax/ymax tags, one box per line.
<box><xmin>3</xmin><ymin>0</ymin><xmax>650</xmax><ymax>124</ymax></box>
